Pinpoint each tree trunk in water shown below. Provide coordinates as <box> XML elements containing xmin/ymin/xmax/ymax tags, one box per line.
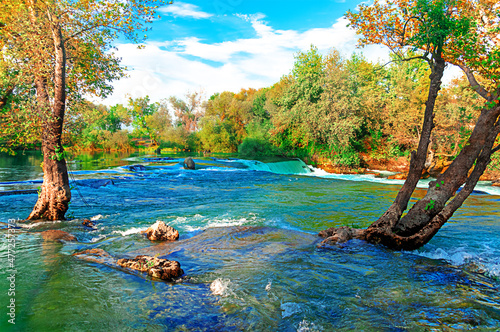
<box><xmin>319</xmin><ymin>55</ymin><xmax>500</xmax><ymax>250</ymax></box>
<box><xmin>27</xmin><ymin>22</ymin><xmax>71</xmax><ymax>221</ymax></box>
<box><xmin>321</xmin><ymin>104</ymin><xmax>500</xmax><ymax>250</ymax></box>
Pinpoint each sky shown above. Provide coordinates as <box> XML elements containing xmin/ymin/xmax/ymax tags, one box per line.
<box><xmin>101</xmin><ymin>0</ymin><xmax>460</xmax><ymax>106</ymax></box>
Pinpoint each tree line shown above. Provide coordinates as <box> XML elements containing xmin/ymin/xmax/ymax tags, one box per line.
<box><xmin>2</xmin><ymin>46</ymin><xmax>489</xmax><ymax>171</ymax></box>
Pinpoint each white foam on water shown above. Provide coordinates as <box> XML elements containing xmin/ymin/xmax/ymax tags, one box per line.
<box><xmin>19</xmin><ymin>220</ymin><xmax>61</xmax><ymax>229</ymax></box>
<box><xmin>90</xmin><ymin>234</ymin><xmax>106</xmax><ymax>243</ymax></box>
<box><xmin>210</xmin><ymin>278</ymin><xmax>232</xmax><ymax>297</ymax></box>
<box><xmin>201</xmin><ymin>167</ymin><xmax>241</xmax><ymax>172</ymax></box>
<box><xmin>414</xmin><ymin>245</ymin><xmax>500</xmax><ymax>277</ymax></box>
<box><xmin>112</xmin><ymin>227</ymin><xmax>147</xmax><ymax>236</ymax></box>
<box><xmin>184</xmin><ymin>215</ymin><xmax>261</xmax><ymax>232</ymax></box>
<box><xmin>297</xmin><ymin>320</ymin><xmax>321</xmax><ymax>332</ymax></box>
<box><xmin>91</xmin><ymin>214</ymin><xmax>105</xmax><ymax>221</ymax></box>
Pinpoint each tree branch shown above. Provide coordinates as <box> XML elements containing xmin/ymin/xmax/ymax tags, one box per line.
<box><xmin>457</xmin><ymin>64</ymin><xmax>493</xmax><ymax>101</ymax></box>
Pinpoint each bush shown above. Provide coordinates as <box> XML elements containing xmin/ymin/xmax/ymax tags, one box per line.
<box><xmin>238</xmin><ymin>137</ymin><xmax>281</xmax><ymax>158</ymax></box>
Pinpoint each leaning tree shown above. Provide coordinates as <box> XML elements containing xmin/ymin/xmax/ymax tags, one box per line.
<box><xmin>320</xmin><ymin>0</ymin><xmax>500</xmax><ymax>250</ymax></box>
<box><xmin>0</xmin><ymin>0</ymin><xmax>167</xmax><ymax>220</ymax></box>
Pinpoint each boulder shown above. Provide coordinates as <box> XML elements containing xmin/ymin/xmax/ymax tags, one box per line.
<box><xmin>183</xmin><ymin>157</ymin><xmax>195</xmax><ymax>170</ymax></box>
<box><xmin>82</xmin><ymin>219</ymin><xmax>95</xmax><ymax>228</ymax></box>
<box><xmin>117</xmin><ymin>255</ymin><xmax>183</xmax><ymax>281</ymax></box>
<box><xmin>145</xmin><ymin>220</ymin><xmax>179</xmax><ymax>241</ymax></box>
<box><xmin>41</xmin><ymin>230</ymin><xmax>76</xmax><ymax>242</ymax></box>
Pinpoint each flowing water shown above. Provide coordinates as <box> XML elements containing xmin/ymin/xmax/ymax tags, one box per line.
<box><xmin>0</xmin><ymin>151</ymin><xmax>499</xmax><ymax>331</ymax></box>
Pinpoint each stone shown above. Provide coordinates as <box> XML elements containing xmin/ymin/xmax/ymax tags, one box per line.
<box><xmin>82</xmin><ymin>219</ymin><xmax>95</xmax><ymax>228</ymax></box>
<box><xmin>126</xmin><ymin>164</ymin><xmax>147</xmax><ymax>172</ymax></box>
<box><xmin>387</xmin><ymin>173</ymin><xmax>407</xmax><ymax>180</ymax></box>
<box><xmin>72</xmin><ymin>248</ymin><xmax>111</xmax><ymax>257</ymax></box>
<box><xmin>117</xmin><ymin>255</ymin><xmax>183</xmax><ymax>281</ymax></box>
<box><xmin>183</xmin><ymin>157</ymin><xmax>195</xmax><ymax>170</ymax></box>
<box><xmin>41</xmin><ymin>230</ymin><xmax>77</xmax><ymax>242</ymax></box>
<box><xmin>145</xmin><ymin>220</ymin><xmax>179</xmax><ymax>241</ymax></box>
<box><xmin>72</xmin><ymin>248</ymin><xmax>115</xmax><ymax>265</ymax></box>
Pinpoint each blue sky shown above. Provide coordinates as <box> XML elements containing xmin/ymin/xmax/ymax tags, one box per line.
<box><xmin>101</xmin><ymin>1</ymin><xmax>399</xmax><ymax>105</ymax></box>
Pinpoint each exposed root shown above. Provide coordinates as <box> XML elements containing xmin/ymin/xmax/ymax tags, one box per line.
<box><xmin>318</xmin><ymin>226</ymin><xmax>367</xmax><ymax>247</ymax></box>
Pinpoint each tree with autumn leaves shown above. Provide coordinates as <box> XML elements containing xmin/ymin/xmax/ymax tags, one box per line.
<box><xmin>0</xmin><ymin>0</ymin><xmax>167</xmax><ymax>220</ymax></box>
<box><xmin>320</xmin><ymin>0</ymin><xmax>500</xmax><ymax>250</ymax></box>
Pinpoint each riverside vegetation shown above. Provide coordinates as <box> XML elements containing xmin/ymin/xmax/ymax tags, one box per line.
<box><xmin>1</xmin><ymin>47</ymin><xmax>495</xmax><ymax>174</ymax></box>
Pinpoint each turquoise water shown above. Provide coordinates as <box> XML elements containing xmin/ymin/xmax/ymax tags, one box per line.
<box><xmin>0</xmin><ymin>152</ymin><xmax>499</xmax><ymax>331</ymax></box>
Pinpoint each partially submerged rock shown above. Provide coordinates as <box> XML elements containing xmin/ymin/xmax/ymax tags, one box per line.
<box><xmin>82</xmin><ymin>219</ymin><xmax>95</xmax><ymax>228</ymax></box>
<box><xmin>126</xmin><ymin>164</ymin><xmax>147</xmax><ymax>172</ymax></box>
<box><xmin>145</xmin><ymin>220</ymin><xmax>179</xmax><ymax>241</ymax></box>
<box><xmin>387</xmin><ymin>173</ymin><xmax>407</xmax><ymax>180</ymax></box>
<box><xmin>41</xmin><ymin>230</ymin><xmax>77</xmax><ymax>242</ymax></box>
<box><xmin>183</xmin><ymin>157</ymin><xmax>195</xmax><ymax>170</ymax></box>
<box><xmin>117</xmin><ymin>255</ymin><xmax>183</xmax><ymax>281</ymax></box>
<box><xmin>72</xmin><ymin>248</ymin><xmax>111</xmax><ymax>258</ymax></box>
<box><xmin>72</xmin><ymin>248</ymin><xmax>115</xmax><ymax>265</ymax></box>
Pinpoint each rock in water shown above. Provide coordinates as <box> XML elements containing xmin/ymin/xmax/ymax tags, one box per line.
<box><xmin>145</xmin><ymin>220</ymin><xmax>179</xmax><ymax>241</ymax></box>
<box><xmin>117</xmin><ymin>255</ymin><xmax>183</xmax><ymax>281</ymax></box>
<box><xmin>72</xmin><ymin>248</ymin><xmax>111</xmax><ymax>258</ymax></box>
<box><xmin>126</xmin><ymin>164</ymin><xmax>147</xmax><ymax>172</ymax></box>
<box><xmin>183</xmin><ymin>157</ymin><xmax>195</xmax><ymax>170</ymax></box>
<box><xmin>82</xmin><ymin>219</ymin><xmax>95</xmax><ymax>228</ymax></box>
<box><xmin>41</xmin><ymin>230</ymin><xmax>77</xmax><ymax>242</ymax></box>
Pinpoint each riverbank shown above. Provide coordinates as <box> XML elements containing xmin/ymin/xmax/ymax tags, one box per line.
<box><xmin>310</xmin><ymin>152</ymin><xmax>500</xmax><ymax>185</ymax></box>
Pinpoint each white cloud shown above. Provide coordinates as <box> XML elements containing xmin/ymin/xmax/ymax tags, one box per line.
<box><xmin>158</xmin><ymin>2</ymin><xmax>213</xmax><ymax>19</ymax></box>
<box><xmin>101</xmin><ymin>15</ymin><xmax>390</xmax><ymax>106</ymax></box>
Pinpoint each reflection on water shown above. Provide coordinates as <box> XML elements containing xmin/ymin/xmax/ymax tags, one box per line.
<box><xmin>0</xmin><ymin>152</ymin><xmax>499</xmax><ymax>331</ymax></box>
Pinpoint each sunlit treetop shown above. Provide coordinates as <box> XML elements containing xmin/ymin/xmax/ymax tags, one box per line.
<box><xmin>346</xmin><ymin>0</ymin><xmax>500</xmax><ymax>97</ymax></box>
<box><xmin>0</xmin><ymin>0</ymin><xmax>169</xmax><ymax>101</ymax></box>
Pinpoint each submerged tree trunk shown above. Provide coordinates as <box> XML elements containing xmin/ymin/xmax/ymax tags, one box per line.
<box><xmin>27</xmin><ymin>22</ymin><xmax>71</xmax><ymax>221</ymax></box>
<box><xmin>320</xmin><ymin>55</ymin><xmax>500</xmax><ymax>250</ymax></box>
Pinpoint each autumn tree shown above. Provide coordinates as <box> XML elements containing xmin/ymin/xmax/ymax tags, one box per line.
<box><xmin>0</xmin><ymin>0</ymin><xmax>166</xmax><ymax>220</ymax></box>
<box><xmin>169</xmin><ymin>91</ymin><xmax>204</xmax><ymax>133</ymax></box>
<box><xmin>320</xmin><ymin>0</ymin><xmax>500</xmax><ymax>250</ymax></box>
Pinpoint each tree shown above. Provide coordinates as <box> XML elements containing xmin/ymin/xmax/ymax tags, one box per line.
<box><xmin>320</xmin><ymin>0</ymin><xmax>500</xmax><ymax>250</ymax></box>
<box><xmin>127</xmin><ymin>96</ymin><xmax>160</xmax><ymax>145</ymax></box>
<box><xmin>169</xmin><ymin>91</ymin><xmax>204</xmax><ymax>133</ymax></box>
<box><xmin>0</xmin><ymin>0</ymin><xmax>166</xmax><ymax>220</ymax></box>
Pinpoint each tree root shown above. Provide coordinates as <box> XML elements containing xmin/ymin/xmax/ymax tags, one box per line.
<box><xmin>318</xmin><ymin>226</ymin><xmax>367</xmax><ymax>247</ymax></box>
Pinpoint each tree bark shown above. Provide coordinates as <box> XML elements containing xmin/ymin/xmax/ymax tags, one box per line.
<box><xmin>27</xmin><ymin>21</ymin><xmax>70</xmax><ymax>221</ymax></box>
<box><xmin>362</xmin><ymin>56</ymin><xmax>446</xmax><ymax>235</ymax></box>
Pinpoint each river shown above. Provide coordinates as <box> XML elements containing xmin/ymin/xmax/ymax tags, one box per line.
<box><xmin>0</xmin><ymin>151</ymin><xmax>499</xmax><ymax>331</ymax></box>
